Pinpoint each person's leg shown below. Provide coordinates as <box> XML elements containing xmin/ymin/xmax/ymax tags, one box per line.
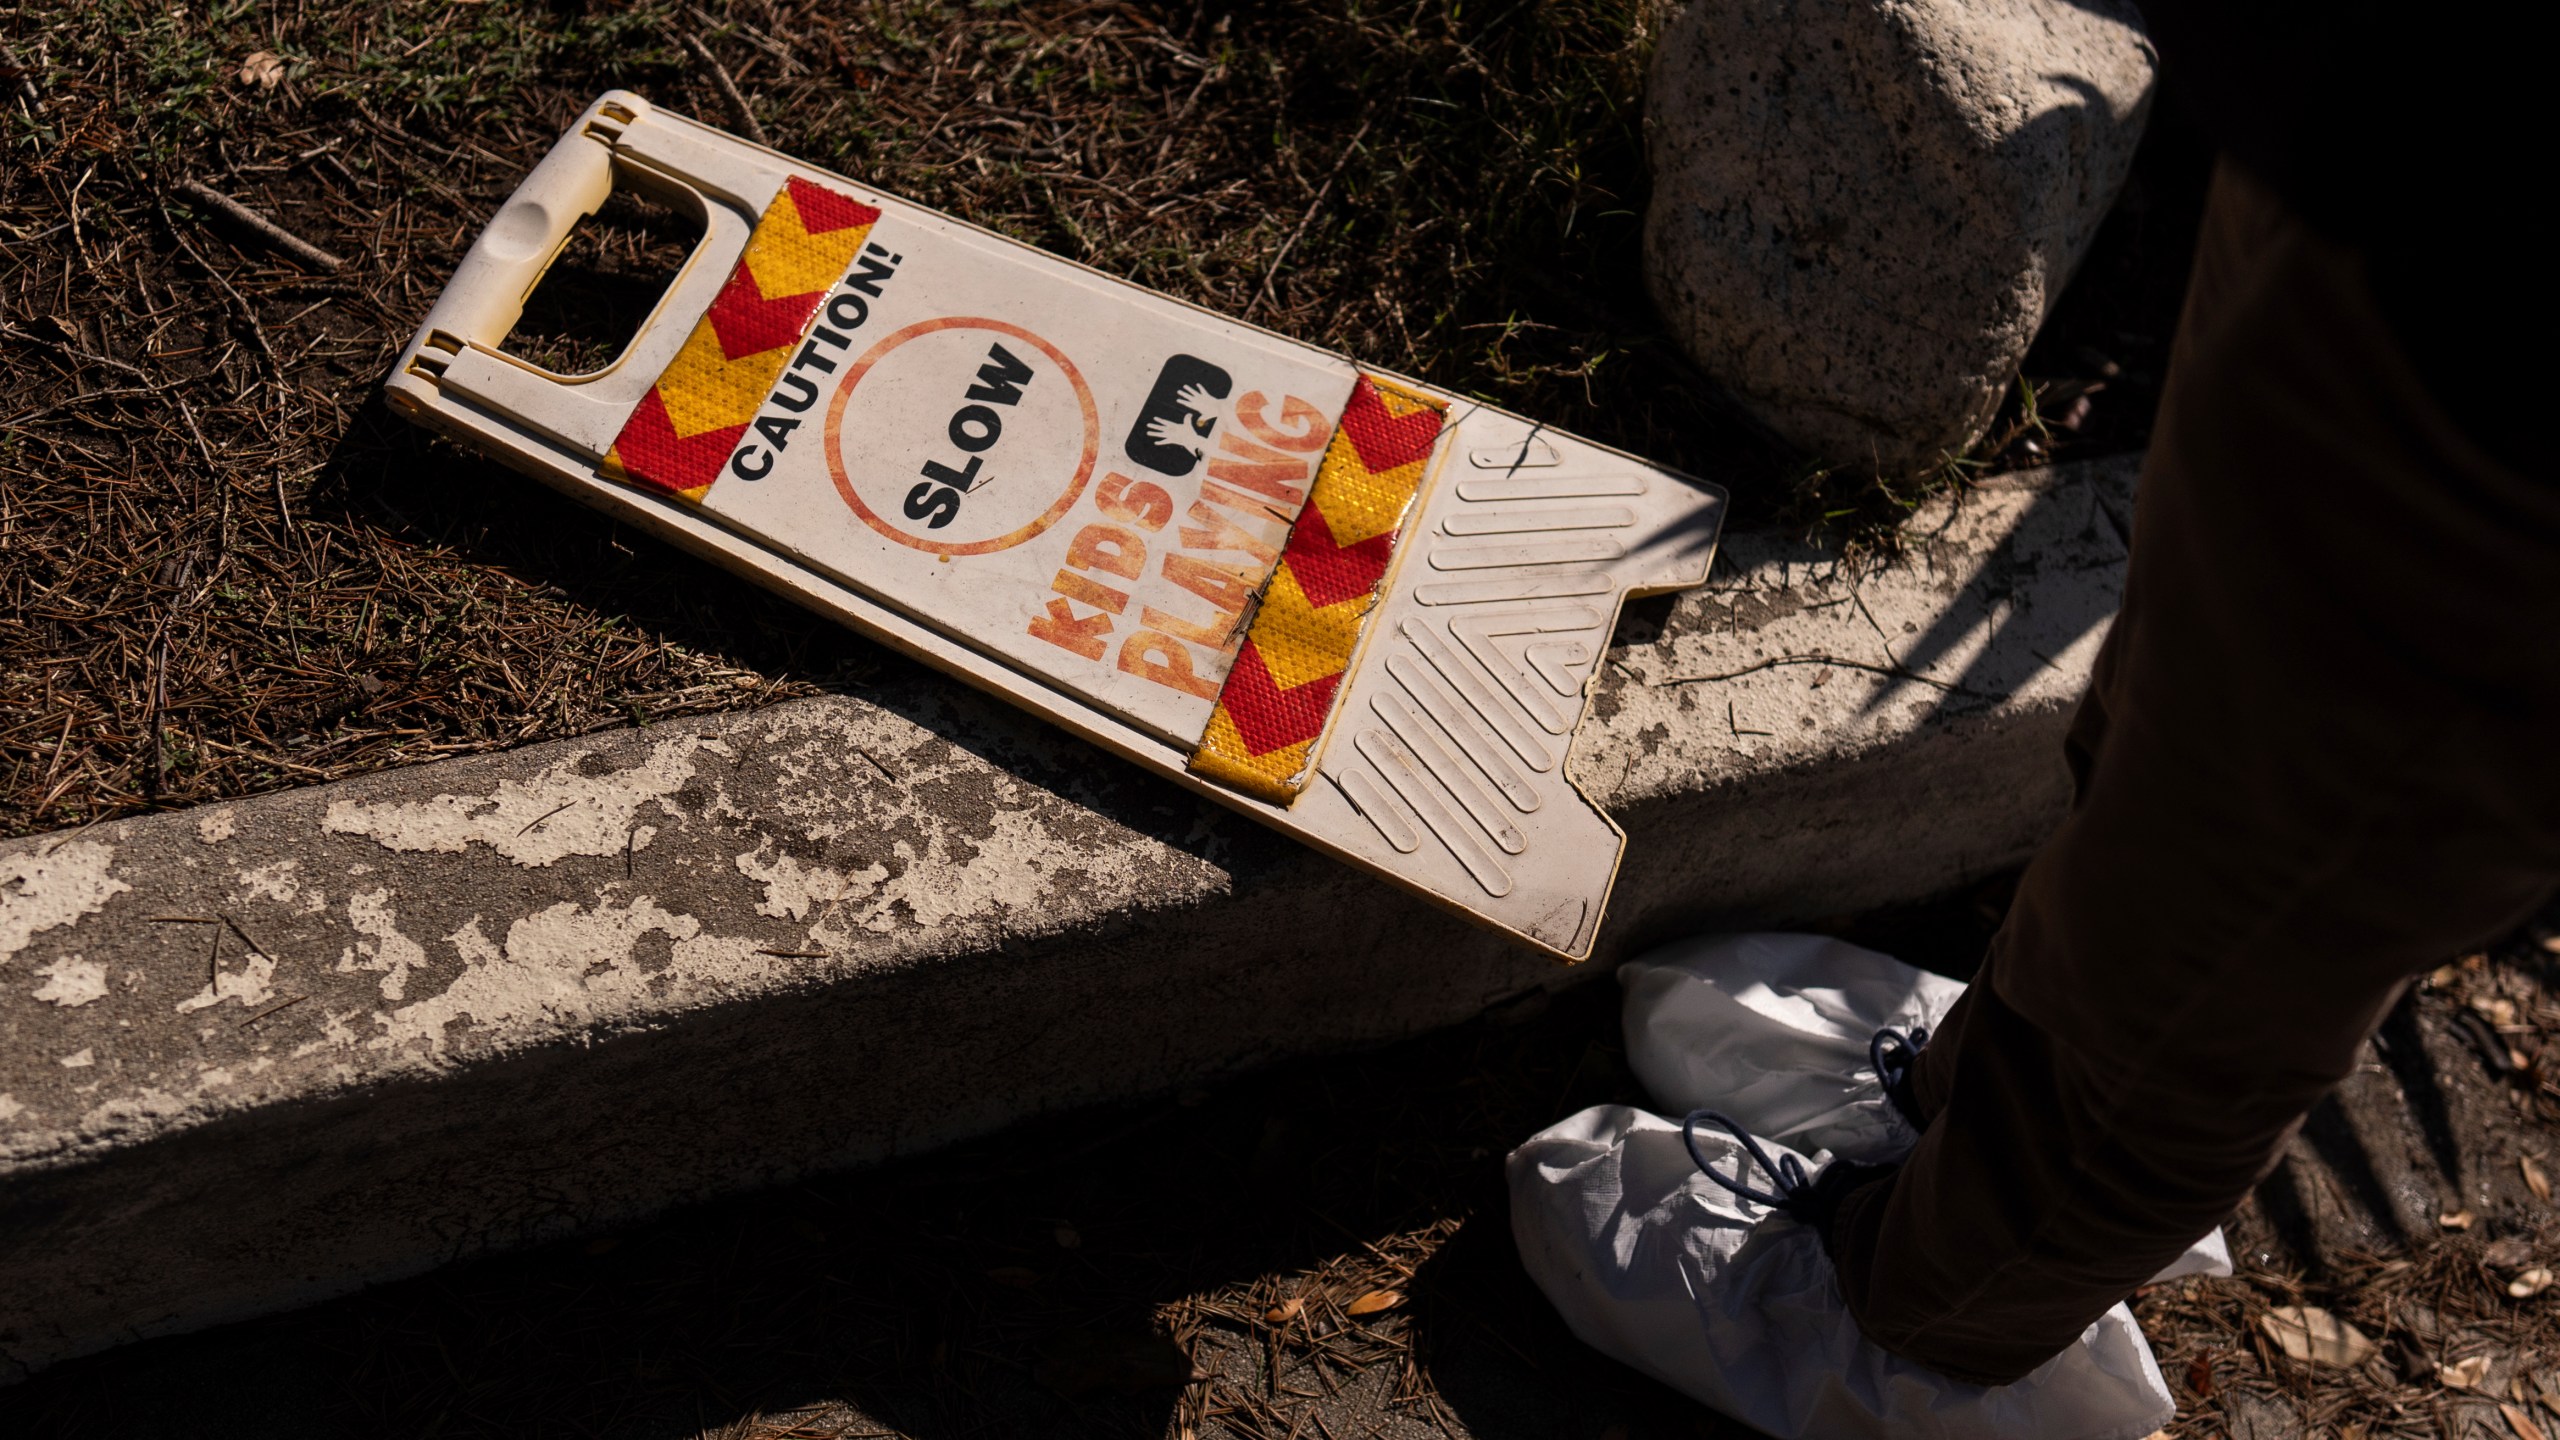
<box><xmin>1834</xmin><ymin>158</ymin><xmax>2560</xmax><ymax>1384</ymax></box>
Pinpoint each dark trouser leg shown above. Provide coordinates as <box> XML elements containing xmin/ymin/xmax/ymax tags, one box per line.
<box><xmin>1833</xmin><ymin>159</ymin><xmax>2560</xmax><ymax>1385</ymax></box>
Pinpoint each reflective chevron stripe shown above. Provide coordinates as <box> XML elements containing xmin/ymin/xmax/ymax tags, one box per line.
<box><xmin>1188</xmin><ymin>374</ymin><xmax>1448</xmax><ymax>803</ymax></box>
<box><xmin>603</xmin><ymin>177</ymin><xmax>881</xmax><ymax>501</ymax></box>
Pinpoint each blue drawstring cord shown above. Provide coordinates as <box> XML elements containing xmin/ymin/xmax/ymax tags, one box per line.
<box><xmin>1869</xmin><ymin>1024</ymin><xmax>1932</xmax><ymax>1127</ymax></box>
<box><xmin>1682</xmin><ymin>1108</ymin><xmax>1812</xmax><ymax>1212</ymax></box>
<box><xmin>1682</xmin><ymin>1024</ymin><xmax>1935</xmax><ymax>1225</ymax></box>
<box><xmin>1682</xmin><ymin>1106</ymin><xmax>1905</xmax><ymax>1244</ymax></box>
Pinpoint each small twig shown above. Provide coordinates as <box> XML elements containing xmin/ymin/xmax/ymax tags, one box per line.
<box><xmin>684</xmin><ymin>4</ymin><xmax>807</xmax><ymax>75</ymax></box>
<box><xmin>173</xmin><ymin>179</ymin><xmax>343</xmax><ymax>271</ymax></box>
<box><xmin>218</xmin><ymin>913</ymin><xmax>276</xmax><ymax>963</ymax></box>
<box><xmin>1152</xmin><ymin>62</ymin><xmax>1223</xmax><ymax>169</ymax></box>
<box><xmin>0</xmin><ymin>380</ymin><xmax>191</xmax><ymax>429</ymax></box>
<box><xmin>0</xmin><ymin>319</ymin><xmax>154</xmax><ymax>381</ymax></box>
<box><xmin>680</xmin><ymin>33</ymin><xmax>769</xmax><ymax>146</ymax></box>
<box><xmin>159</xmin><ymin>209</ymin><xmax>277</xmax><ymax>370</ymax></box>
<box><xmin>347</xmin><ymin>100</ymin><xmax>475</xmax><ymax>166</ymax></box>
<box><xmin>316</xmin><ymin>149</ymin><xmax>367</xmax><ymax>194</ymax></box>
<box><xmin>516</xmin><ymin>800</ymin><xmax>575</xmax><ymax>836</ymax></box>
<box><xmin>1249</xmin><ymin>119</ymin><xmax>1371</xmax><ymax>320</ymax></box>
<box><xmin>238</xmin><ymin>994</ymin><xmax>306</xmax><ymax>1027</ymax></box>
<box><xmin>148</xmin><ymin>917</ymin><xmax>246</xmax><ymax>980</ymax></box>
<box><xmin>0</xmin><ymin>43</ymin><xmax>39</xmax><ymax>103</ymax></box>
<box><xmin>1664</xmin><ymin>652</ymin><xmax>1987</xmax><ymax>698</ymax></box>
<box><xmin>145</xmin><ymin>630</ymin><xmax>169</xmax><ymax>801</ymax></box>
<box><xmin>757</xmin><ymin>947</ymin><xmax>829</xmax><ymax>959</ymax></box>
<box><xmin>66</xmin><ymin>161</ymin><xmax>93</xmax><ymax>266</ymax></box>
<box><xmin>175</xmin><ymin>397</ymin><xmax>220</xmax><ymax>468</ymax></box>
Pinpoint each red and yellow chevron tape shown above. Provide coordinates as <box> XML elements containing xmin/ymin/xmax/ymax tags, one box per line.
<box><xmin>604</xmin><ymin>176</ymin><xmax>880</xmax><ymax>500</ymax></box>
<box><xmin>1188</xmin><ymin>374</ymin><xmax>1447</xmax><ymax>803</ymax></box>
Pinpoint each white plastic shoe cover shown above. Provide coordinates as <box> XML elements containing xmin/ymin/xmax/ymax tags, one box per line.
<box><xmin>1617</xmin><ymin>932</ymin><xmax>2233</xmax><ymax>1283</ymax></box>
<box><xmin>1622</xmin><ymin>932</ymin><xmax>1962</xmax><ymax>1164</ymax></box>
<box><xmin>1508</xmin><ymin>1105</ymin><xmax>2176</xmax><ymax>1440</ymax></box>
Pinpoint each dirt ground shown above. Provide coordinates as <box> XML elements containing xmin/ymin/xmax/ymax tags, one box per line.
<box><xmin>5</xmin><ymin>883</ymin><xmax>2560</xmax><ymax>1440</ymax></box>
<box><xmin>0</xmin><ymin>0</ymin><xmax>2206</xmax><ymax>841</ymax></box>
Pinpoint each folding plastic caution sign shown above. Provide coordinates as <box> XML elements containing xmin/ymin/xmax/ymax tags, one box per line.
<box><xmin>386</xmin><ymin>92</ymin><xmax>1727</xmax><ymax>961</ymax></box>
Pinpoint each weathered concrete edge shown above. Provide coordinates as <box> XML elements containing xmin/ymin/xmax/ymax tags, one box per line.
<box><xmin>0</xmin><ymin>457</ymin><xmax>2135</xmax><ymax>1379</ymax></box>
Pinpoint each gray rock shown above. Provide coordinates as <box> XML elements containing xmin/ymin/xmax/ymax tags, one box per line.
<box><xmin>1643</xmin><ymin>0</ymin><xmax>2155</xmax><ymax>474</ymax></box>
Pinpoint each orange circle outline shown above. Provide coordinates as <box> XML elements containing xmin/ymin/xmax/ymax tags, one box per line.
<box><xmin>824</xmin><ymin>317</ymin><xmax>1099</xmax><ymax>557</ymax></box>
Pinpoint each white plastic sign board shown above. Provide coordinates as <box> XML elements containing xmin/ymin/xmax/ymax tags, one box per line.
<box><xmin>385</xmin><ymin>92</ymin><xmax>1728</xmax><ymax>961</ymax></box>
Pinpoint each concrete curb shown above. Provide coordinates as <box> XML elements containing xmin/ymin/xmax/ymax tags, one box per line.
<box><xmin>0</xmin><ymin>456</ymin><xmax>2135</xmax><ymax>1380</ymax></box>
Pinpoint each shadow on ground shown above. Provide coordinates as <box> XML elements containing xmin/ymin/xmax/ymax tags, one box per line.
<box><xmin>0</xmin><ymin>972</ymin><xmax>1710</xmax><ymax>1439</ymax></box>
<box><xmin>9</xmin><ymin>883</ymin><xmax>2550</xmax><ymax>1440</ymax></box>
<box><xmin>0</xmin><ymin>883</ymin><xmax>2011</xmax><ymax>1440</ymax></box>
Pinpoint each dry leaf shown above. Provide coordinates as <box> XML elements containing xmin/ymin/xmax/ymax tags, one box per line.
<box><xmin>1262</xmin><ymin>1297</ymin><xmax>1303</xmax><ymax>1324</ymax></box>
<box><xmin>2512</xmin><ymin>1268</ymin><xmax>2554</xmax><ymax>1298</ymax></box>
<box><xmin>2487</xmin><ymin>1237</ymin><xmax>2538</xmax><ymax>1270</ymax></box>
<box><xmin>2511</xmin><ymin>1401</ymin><xmax>2556</xmax><ymax>1440</ymax></box>
<box><xmin>2259</xmin><ymin>1306</ymin><xmax>2375</xmax><ymax>1368</ymax></box>
<box><xmin>2526</xmin><ymin>1155</ymin><xmax>2552</xmax><ymax>1202</ymax></box>
<box><xmin>985</xmin><ymin>1266</ymin><xmax>1041</xmax><ymax>1290</ymax></box>
<box><xmin>1345</xmin><ymin>1289</ymin><xmax>1405</xmax><ymax>1316</ymax></box>
<box><xmin>237</xmin><ymin>51</ymin><xmax>285</xmax><ymax>88</ymax></box>
<box><xmin>2478</xmin><ymin>997</ymin><xmax>2521</xmax><ymax>1027</ymax></box>
<box><xmin>2443</xmin><ymin>1209</ymin><xmax>2478</xmax><ymax>1230</ymax></box>
<box><xmin>2342</xmin><ymin>1424</ymin><xmax>2371</xmax><ymax>1440</ymax></box>
<box><xmin>2431</xmin><ymin>964</ymin><xmax>2465</xmax><ymax>989</ymax></box>
<box><xmin>2442</xmin><ymin>1354</ymin><xmax>2495</xmax><ymax>1390</ymax></box>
